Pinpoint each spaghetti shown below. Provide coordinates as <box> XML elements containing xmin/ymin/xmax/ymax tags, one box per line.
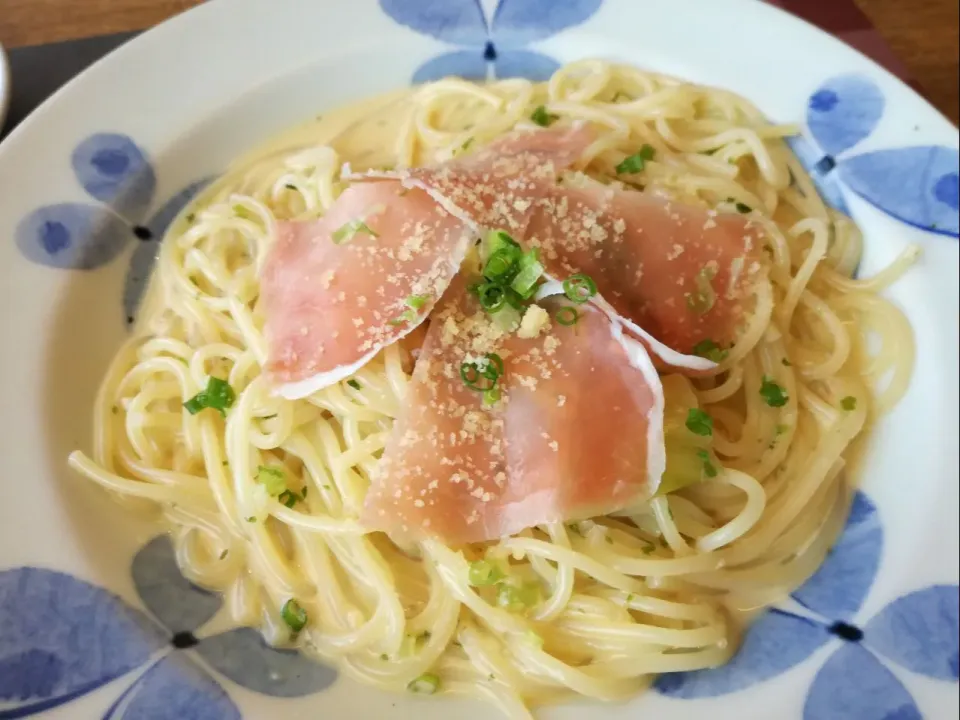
<box><xmin>68</xmin><ymin>61</ymin><xmax>916</xmax><ymax>718</ymax></box>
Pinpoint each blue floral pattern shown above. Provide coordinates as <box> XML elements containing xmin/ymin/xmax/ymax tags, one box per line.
<box><xmin>790</xmin><ymin>74</ymin><xmax>959</xmax><ymax>237</ymax></box>
<box><xmin>14</xmin><ymin>132</ymin><xmax>212</xmax><ymax>324</ymax></box>
<box><xmin>380</xmin><ymin>0</ymin><xmax>601</xmax><ymax>82</ymax></box>
<box><xmin>654</xmin><ymin>491</ymin><xmax>960</xmax><ymax>718</ymax></box>
<box><xmin>0</xmin><ymin>536</ymin><xmax>336</xmax><ymax>719</ymax></box>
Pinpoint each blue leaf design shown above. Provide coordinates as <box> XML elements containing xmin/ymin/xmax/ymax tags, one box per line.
<box><xmin>654</xmin><ymin>609</ymin><xmax>829</xmax><ymax>698</ymax></box>
<box><xmin>104</xmin><ymin>653</ymin><xmax>240</xmax><ymax>720</ymax></box>
<box><xmin>807</xmin><ymin>75</ymin><xmax>884</xmax><ymax>157</ymax></box>
<box><xmin>792</xmin><ymin>491</ymin><xmax>882</xmax><ymax>620</ymax></box>
<box><xmin>841</xmin><ymin>146</ymin><xmax>959</xmax><ymax>237</ymax></box>
<box><xmin>0</xmin><ymin>567</ymin><xmax>167</xmax><ymax>718</ymax></box>
<box><xmin>803</xmin><ymin>642</ymin><xmax>922</xmax><ymax>720</ymax></box>
<box><xmin>413</xmin><ymin>50</ymin><xmax>489</xmax><ymax>84</ymax></box>
<box><xmin>15</xmin><ymin>203</ymin><xmax>131</xmax><ymax>270</ymax></box>
<box><xmin>131</xmin><ymin>536</ymin><xmax>221</xmax><ymax>635</ymax></box>
<box><xmin>124</xmin><ymin>177</ymin><xmax>214</xmax><ymax>323</ymax></box>
<box><xmin>865</xmin><ymin>584</ymin><xmax>960</xmax><ymax>681</ymax></box>
<box><xmin>495</xmin><ymin>49</ymin><xmax>560</xmax><ymax>82</ymax></box>
<box><xmin>71</xmin><ymin>133</ymin><xmax>156</xmax><ymax>219</ymax></box>
<box><xmin>379</xmin><ymin>0</ymin><xmax>488</xmax><ymax>45</ymax></box>
<box><xmin>195</xmin><ymin>627</ymin><xmax>337</xmax><ymax>697</ymax></box>
<box><xmin>492</xmin><ymin>0</ymin><xmax>602</xmax><ymax>46</ymax></box>
<box><xmin>786</xmin><ymin>136</ymin><xmax>850</xmax><ymax>214</ymax></box>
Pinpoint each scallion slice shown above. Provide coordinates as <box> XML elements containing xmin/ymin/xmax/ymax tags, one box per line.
<box><xmin>407</xmin><ymin>673</ymin><xmax>440</xmax><ymax>694</ymax></box>
<box><xmin>685</xmin><ymin>409</ymin><xmax>713</xmax><ymax>437</ymax></box>
<box><xmin>331</xmin><ymin>219</ymin><xmax>378</xmax><ymax>245</ymax></box>
<box><xmin>468</xmin><ymin>559</ymin><xmax>504</xmax><ymax>586</ymax></box>
<box><xmin>615</xmin><ymin>144</ymin><xmax>655</xmax><ymax>174</ymax></box>
<box><xmin>255</xmin><ymin>465</ymin><xmax>286</xmax><ymax>496</ymax></box>
<box><xmin>554</xmin><ymin>307</ymin><xmax>579</xmax><ymax>326</ymax></box>
<box><xmin>281</xmin><ymin>599</ymin><xmax>308</xmax><ymax>632</ymax></box>
<box><xmin>183</xmin><ymin>377</ymin><xmax>236</xmax><ymax>417</ymax></box>
<box><xmin>562</xmin><ymin>273</ymin><xmax>597</xmax><ymax>304</ymax></box>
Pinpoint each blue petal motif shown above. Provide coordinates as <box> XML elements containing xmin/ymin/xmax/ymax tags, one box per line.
<box><xmin>379</xmin><ymin>0</ymin><xmax>488</xmax><ymax>45</ymax></box>
<box><xmin>807</xmin><ymin>75</ymin><xmax>884</xmax><ymax>157</ymax></box>
<box><xmin>495</xmin><ymin>50</ymin><xmax>560</xmax><ymax>82</ymax></box>
<box><xmin>792</xmin><ymin>491</ymin><xmax>882</xmax><ymax>620</ymax></box>
<box><xmin>0</xmin><ymin>567</ymin><xmax>167</xmax><ymax>718</ymax></box>
<box><xmin>803</xmin><ymin>642</ymin><xmax>921</xmax><ymax>720</ymax></box>
<box><xmin>654</xmin><ymin>609</ymin><xmax>828</xmax><ymax>698</ymax></box>
<box><xmin>865</xmin><ymin>584</ymin><xmax>960</xmax><ymax>681</ymax></box>
<box><xmin>124</xmin><ymin>177</ymin><xmax>214</xmax><ymax>322</ymax></box>
<box><xmin>195</xmin><ymin>627</ymin><xmax>337</xmax><ymax>697</ymax></box>
<box><xmin>786</xmin><ymin>136</ymin><xmax>850</xmax><ymax>214</ymax></box>
<box><xmin>131</xmin><ymin>536</ymin><xmax>221</xmax><ymax>635</ymax></box>
<box><xmin>71</xmin><ymin>133</ymin><xmax>156</xmax><ymax>219</ymax></box>
<box><xmin>103</xmin><ymin>653</ymin><xmax>239</xmax><ymax>720</ymax></box>
<box><xmin>15</xmin><ymin>203</ymin><xmax>131</xmax><ymax>270</ymax></box>
<box><xmin>413</xmin><ymin>50</ymin><xmax>489</xmax><ymax>84</ymax></box>
<box><xmin>841</xmin><ymin>146</ymin><xmax>960</xmax><ymax>237</ymax></box>
<box><xmin>492</xmin><ymin>0</ymin><xmax>602</xmax><ymax>46</ymax></box>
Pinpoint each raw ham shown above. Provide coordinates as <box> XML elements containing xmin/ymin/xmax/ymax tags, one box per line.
<box><xmin>361</xmin><ymin>280</ymin><xmax>665</xmax><ymax>544</ymax></box>
<box><xmin>348</xmin><ymin>124</ymin><xmax>595</xmax><ymax>234</ymax></box>
<box><xmin>525</xmin><ymin>181</ymin><xmax>764</xmax><ymax>356</ymax></box>
<box><xmin>260</xmin><ymin>181</ymin><xmax>473</xmax><ymax>398</ymax></box>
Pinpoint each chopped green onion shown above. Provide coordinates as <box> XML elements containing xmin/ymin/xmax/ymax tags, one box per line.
<box><xmin>483</xmin><ymin>386</ymin><xmax>501</xmax><ymax>406</ymax></box>
<box><xmin>459</xmin><ymin>137</ymin><xmax>474</xmax><ymax>153</ymax></box>
<box><xmin>696</xmin><ymin>449</ymin><xmax>718</xmax><ymax>478</ymax></box>
<box><xmin>615</xmin><ymin>144</ymin><xmax>655</xmax><ymax>175</ymax></box>
<box><xmin>554</xmin><ymin>306</ymin><xmax>579</xmax><ymax>326</ymax></box>
<box><xmin>407</xmin><ymin>673</ymin><xmax>440</xmax><ymax>695</ymax></box>
<box><xmin>484</xmin><ymin>248</ymin><xmax>520</xmax><ymax>282</ymax></box>
<box><xmin>460</xmin><ymin>353</ymin><xmax>503</xmax><ymax>392</ymax></box>
<box><xmin>510</xmin><ymin>250</ymin><xmax>544</xmax><ymax>298</ymax></box>
<box><xmin>278</xmin><ymin>490</ymin><xmax>301</xmax><ymax>508</ymax></box>
<box><xmin>301</xmin><ymin>486</ymin><xmax>308</xmax><ymax>499</ymax></box>
<box><xmin>219</xmin><ymin>549</ymin><xmax>228</xmax><ymax>560</ymax></box>
<box><xmin>331</xmin><ymin>219</ymin><xmax>378</xmax><ymax>245</ymax></box>
<box><xmin>692</xmin><ymin>339</ymin><xmax>728</xmax><ymax>363</ymax></box>
<box><xmin>484</xmin><ymin>230</ymin><xmax>521</xmax><ymax>259</ymax></box>
<box><xmin>760</xmin><ymin>377</ymin><xmax>789</xmax><ymax>407</ymax></box>
<box><xmin>468</xmin><ymin>559</ymin><xmax>504</xmax><ymax>586</ymax></box>
<box><xmin>256</xmin><ymin>465</ymin><xmax>286</xmax><ymax>496</ymax></box>
<box><xmin>497</xmin><ymin>583</ymin><xmax>539</xmax><ymax>612</ymax></box>
<box><xmin>841</xmin><ymin>396</ymin><xmax>857</xmax><ymax>411</ymax></box>
<box><xmin>245</xmin><ymin>516</ymin><xmax>256</xmax><ymax>523</ymax></box>
<box><xmin>347</xmin><ymin>379</ymin><xmax>362</xmax><ymax>390</ymax></box>
<box><xmin>405</xmin><ymin>295</ymin><xmax>429</xmax><ymax>311</ymax></box>
<box><xmin>284</xmin><ymin>183</ymin><xmax>297</xmax><ymax>191</ymax></box>
<box><xmin>735</xmin><ymin>202</ymin><xmax>752</xmax><ymax>214</ymax></box>
<box><xmin>562</xmin><ymin>273</ymin><xmax>597</xmax><ymax>304</ymax></box>
<box><xmin>476</xmin><ymin>282</ymin><xmax>507</xmax><ymax>313</ymax></box>
<box><xmin>685</xmin><ymin>409</ymin><xmax>713</xmax><ymax>436</ymax></box>
<box><xmin>281</xmin><ymin>599</ymin><xmax>308</xmax><ymax>632</ymax></box>
<box><xmin>782</xmin><ymin>358</ymin><xmax>792</xmax><ymax>367</ymax></box>
<box><xmin>183</xmin><ymin>377</ymin><xmax>236</xmax><ymax>417</ymax></box>
<box><xmin>530</xmin><ymin>105</ymin><xmax>558</xmax><ymax>127</ymax></box>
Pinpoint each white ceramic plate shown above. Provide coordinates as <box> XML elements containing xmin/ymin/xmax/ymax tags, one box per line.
<box><xmin>0</xmin><ymin>1</ymin><xmax>957</xmax><ymax>718</ymax></box>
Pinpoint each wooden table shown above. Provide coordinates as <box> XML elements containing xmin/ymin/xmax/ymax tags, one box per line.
<box><xmin>1</xmin><ymin>0</ymin><xmax>958</xmax><ymax>125</ymax></box>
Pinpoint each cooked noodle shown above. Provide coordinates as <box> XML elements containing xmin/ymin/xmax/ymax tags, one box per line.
<box><xmin>68</xmin><ymin>61</ymin><xmax>916</xmax><ymax>718</ymax></box>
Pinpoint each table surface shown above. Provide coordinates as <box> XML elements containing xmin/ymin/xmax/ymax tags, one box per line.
<box><xmin>1</xmin><ymin>0</ymin><xmax>958</xmax><ymax>125</ymax></box>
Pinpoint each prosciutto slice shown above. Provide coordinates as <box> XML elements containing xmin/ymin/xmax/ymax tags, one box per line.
<box><xmin>361</xmin><ymin>280</ymin><xmax>665</xmax><ymax>544</ymax></box>
<box><xmin>525</xmin><ymin>182</ymin><xmax>763</xmax><ymax>355</ymax></box>
<box><xmin>263</xmin><ymin>127</ymin><xmax>595</xmax><ymax>398</ymax></box>
<box><xmin>261</xmin><ymin>181</ymin><xmax>473</xmax><ymax>398</ymax></box>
